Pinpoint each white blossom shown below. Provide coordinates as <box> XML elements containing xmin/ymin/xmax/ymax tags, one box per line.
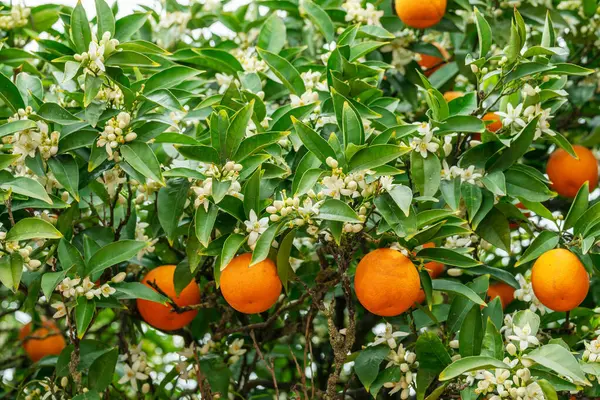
<box><xmin>372</xmin><ymin>323</ymin><xmax>408</xmax><ymax>349</ymax></box>
<box><xmin>496</xmin><ymin>103</ymin><xmax>526</xmax><ymax>129</ymax></box>
<box><xmin>244</xmin><ymin>210</ymin><xmax>269</xmax><ymax>249</ymax></box>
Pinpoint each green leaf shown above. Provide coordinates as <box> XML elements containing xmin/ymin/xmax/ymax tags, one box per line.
<box><xmin>115</xmin><ymin>12</ymin><xmax>149</xmax><ymax>42</ymax></box>
<box><xmin>38</xmin><ymin>102</ymin><xmax>81</xmax><ymax>125</ymax></box>
<box><xmin>75</xmin><ymin>297</ymin><xmax>95</xmax><ymax>338</ymax></box>
<box><xmin>112</xmin><ymin>282</ymin><xmax>168</xmax><ymax>303</ymax></box>
<box><xmin>58</xmin><ymin>239</ymin><xmax>86</xmax><ymax>275</ymax></box>
<box><xmin>482</xmin><ymin>171</ymin><xmax>506</xmax><ymax>196</ymax></box>
<box><xmin>481</xmin><ymin>318</ymin><xmax>504</xmax><ymax>360</ymax></box>
<box><xmin>243</xmin><ymin>167</ymin><xmax>261</xmax><ymax>219</ymax></box>
<box><xmin>318</xmin><ymin>199</ymin><xmax>361</xmax><ymax>223</ymax></box>
<box><xmin>514</xmin><ymin>231</ymin><xmax>559</xmax><ymax>266</ymax></box>
<box><xmin>432</xmin><ymin>280</ymin><xmax>486</xmax><ymax>305</ymax></box>
<box><xmin>95</xmin><ymin>0</ymin><xmax>115</xmax><ymax>37</ymax></box>
<box><xmin>549</xmin><ymin>63</ymin><xmax>594</xmax><ymax>76</ymax></box>
<box><xmin>71</xmin><ymin>1</ymin><xmax>92</xmax><ymax>54</ymax></box>
<box><xmin>342</xmin><ymin>101</ymin><xmax>364</xmax><ymax>146</ymax></box>
<box><xmin>48</xmin><ymin>155</ymin><xmax>80</xmax><ymax>201</ymax></box>
<box><xmin>144</xmin><ymin>66</ymin><xmax>201</xmax><ymax>94</ymax></box>
<box><xmin>375</xmin><ymin>194</ymin><xmax>417</xmax><ymax>238</ymax></box>
<box><xmin>292</xmin><ymin>117</ymin><xmax>336</xmax><ymax>164</ymax></box>
<box><xmin>489</xmin><ymin>116</ymin><xmax>539</xmax><ymax>172</ymax></box>
<box><xmin>462</xmin><ymin>183</ymin><xmax>482</xmax><ymax>223</ymax></box>
<box><xmin>440</xmin><ymin>179</ymin><xmax>461</xmax><ymax>211</ymax></box>
<box><xmin>466</xmin><ymin>265</ymin><xmax>519</xmax><ymax>289</ymax></box>
<box><xmin>157</xmin><ymin>179</ymin><xmax>191</xmax><ymax>242</ymax></box>
<box><xmin>121</xmin><ymin>142</ymin><xmax>164</xmax><ymax>184</ymax></box>
<box><xmin>145</xmin><ymin>89</ymin><xmax>184</xmax><ymax>112</ymax></box>
<box><xmin>72</xmin><ymin>392</ymin><xmax>101</xmax><ymax>400</ymax></box>
<box><xmin>257</xmin><ymin>48</ymin><xmax>305</xmax><ymax>95</ymax></box>
<box><xmin>541</xmin><ymin>11</ymin><xmax>555</xmax><ymax>47</ymax></box>
<box><xmin>251</xmin><ymin>223</ymin><xmax>279</xmax><ymax>266</ymax></box>
<box><xmin>84</xmin><ymin>75</ymin><xmax>103</xmax><ymax>107</ymax></box>
<box><xmin>174</xmin><ymin>260</ymin><xmax>194</xmax><ymax>294</ymax></box>
<box><xmin>257</xmin><ymin>13</ymin><xmax>286</xmax><ymax>53</ymax></box>
<box><xmin>437</xmin><ymin>115</ymin><xmax>485</xmax><ymax>133</ymax></box>
<box><xmin>475</xmin><ymin>208</ymin><xmax>510</xmax><ymax>252</ymax></box>
<box><xmin>302</xmin><ymin>0</ymin><xmax>335</xmax><ymax>42</ymax></box>
<box><xmin>41</xmin><ymin>270</ymin><xmax>69</xmax><ymax>299</ymax></box>
<box><xmin>226</xmin><ymin>101</ymin><xmax>254</xmax><ymax>159</ymax></box>
<box><xmin>474</xmin><ymin>7</ymin><xmax>492</xmax><ymax>58</ymax></box>
<box><xmin>505</xmin><ymin>169</ymin><xmax>554</xmax><ymax>202</ymax></box>
<box><xmin>177</xmin><ymin>145</ymin><xmax>220</xmax><ymax>164</ymax></box>
<box><xmin>349</xmin><ymin>145</ymin><xmax>409</xmax><ymax>172</ymax></box>
<box><xmin>195</xmin><ymin>203</ymin><xmax>218</xmax><ymax>247</ymax></box>
<box><xmin>105</xmin><ymin>51</ymin><xmax>159</xmax><ymax>67</ymax></box>
<box><xmin>411</xmin><ymin>152</ymin><xmax>441</xmax><ymax>197</ymax></box>
<box><xmin>439</xmin><ymin>356</ymin><xmax>510</xmax><ymax>381</ymax></box>
<box><xmin>350</xmin><ymin>41</ymin><xmax>387</xmax><ymax>61</ymax></box>
<box><xmin>2</xmin><ymin>176</ymin><xmax>53</xmax><ymax>204</ymax></box>
<box><xmin>518</xmin><ymin>198</ymin><xmax>554</xmax><ymax>221</ymax></box>
<box><xmin>564</xmin><ymin>182</ymin><xmax>589</xmax><ymax>230</ymax></box>
<box><xmin>388</xmin><ymin>185</ymin><xmax>412</xmax><ymax>217</ymax></box>
<box><xmin>506</xmin><ymin>62</ymin><xmax>555</xmax><ymax>82</ymax></box>
<box><xmin>0</xmin><ymin>72</ymin><xmax>25</xmax><ymax>112</ymax></box>
<box><xmin>415</xmin><ymin>332</ymin><xmax>452</xmax><ymax>400</ymax></box>
<box><xmin>459</xmin><ymin>305</ymin><xmax>484</xmax><ymax>357</ymax></box>
<box><xmin>276</xmin><ymin>228</ymin><xmax>296</xmax><ymax>293</ymax></box>
<box><xmin>0</xmin><ymin>254</ymin><xmax>23</xmax><ymax>292</ymax></box>
<box><xmin>88</xmin><ymin>348</ymin><xmax>118</xmax><ymax>392</ymax></box>
<box><xmin>220</xmin><ymin>234</ymin><xmax>246</xmax><ymax>271</ymax></box>
<box><xmin>0</xmin><ymin>120</ymin><xmax>37</xmax><ymax>138</ymax></box>
<box><xmin>417</xmin><ymin>248</ymin><xmax>481</xmax><ymax>268</ymax></box>
<box><xmin>294</xmin><ymin>168</ymin><xmax>323</xmax><ymax>197</ymax></box>
<box><xmin>482</xmin><ymin>298</ymin><xmax>503</xmax><ymax>337</ymax></box>
<box><xmin>6</xmin><ymin>218</ymin><xmax>62</xmax><ymax>241</ymax></box>
<box><xmin>87</xmin><ymin>240</ymin><xmax>146</xmax><ymax>276</ymax></box>
<box><xmin>537</xmin><ymin>379</ymin><xmax>558</xmax><ymax>400</ymax></box>
<box><xmin>355</xmin><ymin>345</ymin><xmax>389</xmax><ymax>391</ymax></box>
<box><xmin>523</xmin><ymin>344</ymin><xmax>589</xmax><ymax>385</ymax></box>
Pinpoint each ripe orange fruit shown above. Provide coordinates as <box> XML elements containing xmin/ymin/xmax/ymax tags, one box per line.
<box><xmin>19</xmin><ymin>320</ymin><xmax>66</xmax><ymax>362</ymax></box>
<box><xmin>531</xmin><ymin>249</ymin><xmax>589</xmax><ymax>312</ymax></box>
<box><xmin>487</xmin><ymin>283</ymin><xmax>515</xmax><ymax>309</ymax></box>
<box><xmin>415</xmin><ymin>289</ymin><xmax>426</xmax><ymax>305</ymax></box>
<box><xmin>220</xmin><ymin>253</ymin><xmax>282</xmax><ymax>314</ymax></box>
<box><xmin>137</xmin><ymin>265</ymin><xmax>201</xmax><ymax>331</ymax></box>
<box><xmin>546</xmin><ymin>145</ymin><xmax>598</xmax><ymax>198</ymax></box>
<box><xmin>395</xmin><ymin>0</ymin><xmax>447</xmax><ymax>29</ymax></box>
<box><xmin>417</xmin><ymin>42</ymin><xmax>449</xmax><ymax>76</ymax></box>
<box><xmin>482</xmin><ymin>112</ymin><xmax>503</xmax><ymax>133</ymax></box>
<box><xmin>422</xmin><ymin>242</ymin><xmax>444</xmax><ymax>278</ymax></box>
<box><xmin>443</xmin><ymin>91</ymin><xmax>463</xmax><ymax>102</ymax></box>
<box><xmin>354</xmin><ymin>248</ymin><xmax>421</xmax><ymax>316</ymax></box>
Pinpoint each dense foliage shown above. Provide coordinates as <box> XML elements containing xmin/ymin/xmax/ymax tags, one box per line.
<box><xmin>1</xmin><ymin>0</ymin><xmax>600</xmax><ymax>399</ymax></box>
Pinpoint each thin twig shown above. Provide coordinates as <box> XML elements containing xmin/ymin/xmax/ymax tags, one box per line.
<box><xmin>249</xmin><ymin>330</ymin><xmax>279</xmax><ymax>398</ymax></box>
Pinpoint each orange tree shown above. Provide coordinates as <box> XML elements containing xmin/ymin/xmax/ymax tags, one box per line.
<box><xmin>1</xmin><ymin>0</ymin><xmax>600</xmax><ymax>399</ymax></box>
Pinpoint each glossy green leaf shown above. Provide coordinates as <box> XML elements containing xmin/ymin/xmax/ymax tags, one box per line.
<box><xmin>87</xmin><ymin>240</ymin><xmax>146</xmax><ymax>276</ymax></box>
<box><xmin>6</xmin><ymin>218</ymin><xmax>62</xmax><ymax>241</ymax></box>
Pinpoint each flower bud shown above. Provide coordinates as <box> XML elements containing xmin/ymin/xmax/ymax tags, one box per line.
<box><xmin>506</xmin><ymin>342</ymin><xmax>517</xmax><ymax>356</ymax></box>
<box><xmin>326</xmin><ymin>157</ymin><xmax>338</xmax><ymax>169</ymax></box>
<box><xmin>112</xmin><ymin>272</ymin><xmax>127</xmax><ymax>283</ymax></box>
